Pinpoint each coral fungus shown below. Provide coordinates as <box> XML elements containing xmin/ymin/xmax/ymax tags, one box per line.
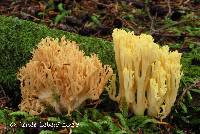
<box><xmin>18</xmin><ymin>36</ymin><xmax>113</xmax><ymax>115</ymax></box>
<box><xmin>108</xmin><ymin>29</ymin><xmax>182</xmax><ymax>119</ymax></box>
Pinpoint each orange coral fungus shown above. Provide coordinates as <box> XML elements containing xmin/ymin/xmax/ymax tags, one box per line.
<box><xmin>17</xmin><ymin>36</ymin><xmax>113</xmax><ymax>115</ymax></box>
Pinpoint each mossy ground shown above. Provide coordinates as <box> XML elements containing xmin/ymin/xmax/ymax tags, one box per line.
<box><xmin>0</xmin><ymin>15</ymin><xmax>115</xmax><ymax>108</ymax></box>
<box><xmin>0</xmin><ymin>15</ymin><xmax>200</xmax><ymax>133</ymax></box>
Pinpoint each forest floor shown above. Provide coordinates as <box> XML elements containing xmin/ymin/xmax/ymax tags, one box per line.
<box><xmin>0</xmin><ymin>0</ymin><xmax>200</xmax><ymax>133</ymax></box>
<box><xmin>0</xmin><ymin>0</ymin><xmax>199</xmax><ymax>41</ymax></box>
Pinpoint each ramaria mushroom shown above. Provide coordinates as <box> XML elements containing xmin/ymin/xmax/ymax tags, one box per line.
<box><xmin>108</xmin><ymin>29</ymin><xmax>182</xmax><ymax>119</ymax></box>
<box><xmin>18</xmin><ymin>36</ymin><xmax>113</xmax><ymax>115</ymax></box>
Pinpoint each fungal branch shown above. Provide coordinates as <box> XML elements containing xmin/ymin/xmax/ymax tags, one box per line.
<box><xmin>108</xmin><ymin>29</ymin><xmax>182</xmax><ymax>119</ymax></box>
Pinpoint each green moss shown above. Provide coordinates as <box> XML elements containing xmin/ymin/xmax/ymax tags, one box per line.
<box><xmin>0</xmin><ymin>15</ymin><xmax>115</xmax><ymax>108</ymax></box>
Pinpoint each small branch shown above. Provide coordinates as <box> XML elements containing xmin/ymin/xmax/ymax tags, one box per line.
<box><xmin>91</xmin><ymin>0</ymin><xmax>112</xmax><ymax>7</ymax></box>
<box><xmin>20</xmin><ymin>11</ymin><xmax>40</xmax><ymax>21</ymax></box>
<box><xmin>184</xmin><ymin>0</ymin><xmax>191</xmax><ymax>4</ymax></box>
<box><xmin>176</xmin><ymin>80</ymin><xmax>199</xmax><ymax>106</ymax></box>
<box><xmin>152</xmin><ymin>18</ymin><xmax>200</xmax><ymax>34</ymax></box>
<box><xmin>144</xmin><ymin>0</ymin><xmax>155</xmax><ymax>34</ymax></box>
<box><xmin>152</xmin><ymin>32</ymin><xmax>200</xmax><ymax>38</ymax></box>
<box><xmin>166</xmin><ymin>0</ymin><xmax>172</xmax><ymax>18</ymax></box>
<box><xmin>178</xmin><ymin>0</ymin><xmax>184</xmax><ymax>5</ymax></box>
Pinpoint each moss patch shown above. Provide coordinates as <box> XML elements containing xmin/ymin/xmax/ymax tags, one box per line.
<box><xmin>0</xmin><ymin>15</ymin><xmax>115</xmax><ymax>108</ymax></box>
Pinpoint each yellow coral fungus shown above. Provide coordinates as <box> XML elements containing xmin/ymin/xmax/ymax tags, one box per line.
<box><xmin>108</xmin><ymin>29</ymin><xmax>182</xmax><ymax>118</ymax></box>
<box><xmin>18</xmin><ymin>36</ymin><xmax>113</xmax><ymax>115</ymax></box>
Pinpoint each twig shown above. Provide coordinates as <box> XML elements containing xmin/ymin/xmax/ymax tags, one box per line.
<box><xmin>184</xmin><ymin>0</ymin><xmax>191</xmax><ymax>4</ymax></box>
<box><xmin>152</xmin><ymin>32</ymin><xmax>200</xmax><ymax>38</ymax></box>
<box><xmin>20</xmin><ymin>11</ymin><xmax>40</xmax><ymax>21</ymax></box>
<box><xmin>166</xmin><ymin>0</ymin><xmax>172</xmax><ymax>18</ymax></box>
<box><xmin>144</xmin><ymin>0</ymin><xmax>155</xmax><ymax>34</ymax></box>
<box><xmin>178</xmin><ymin>0</ymin><xmax>184</xmax><ymax>5</ymax></box>
<box><xmin>91</xmin><ymin>0</ymin><xmax>112</xmax><ymax>7</ymax></box>
<box><xmin>176</xmin><ymin>80</ymin><xmax>199</xmax><ymax>106</ymax></box>
<box><xmin>152</xmin><ymin>18</ymin><xmax>200</xmax><ymax>34</ymax></box>
<box><xmin>178</xmin><ymin>0</ymin><xmax>190</xmax><ymax>5</ymax></box>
